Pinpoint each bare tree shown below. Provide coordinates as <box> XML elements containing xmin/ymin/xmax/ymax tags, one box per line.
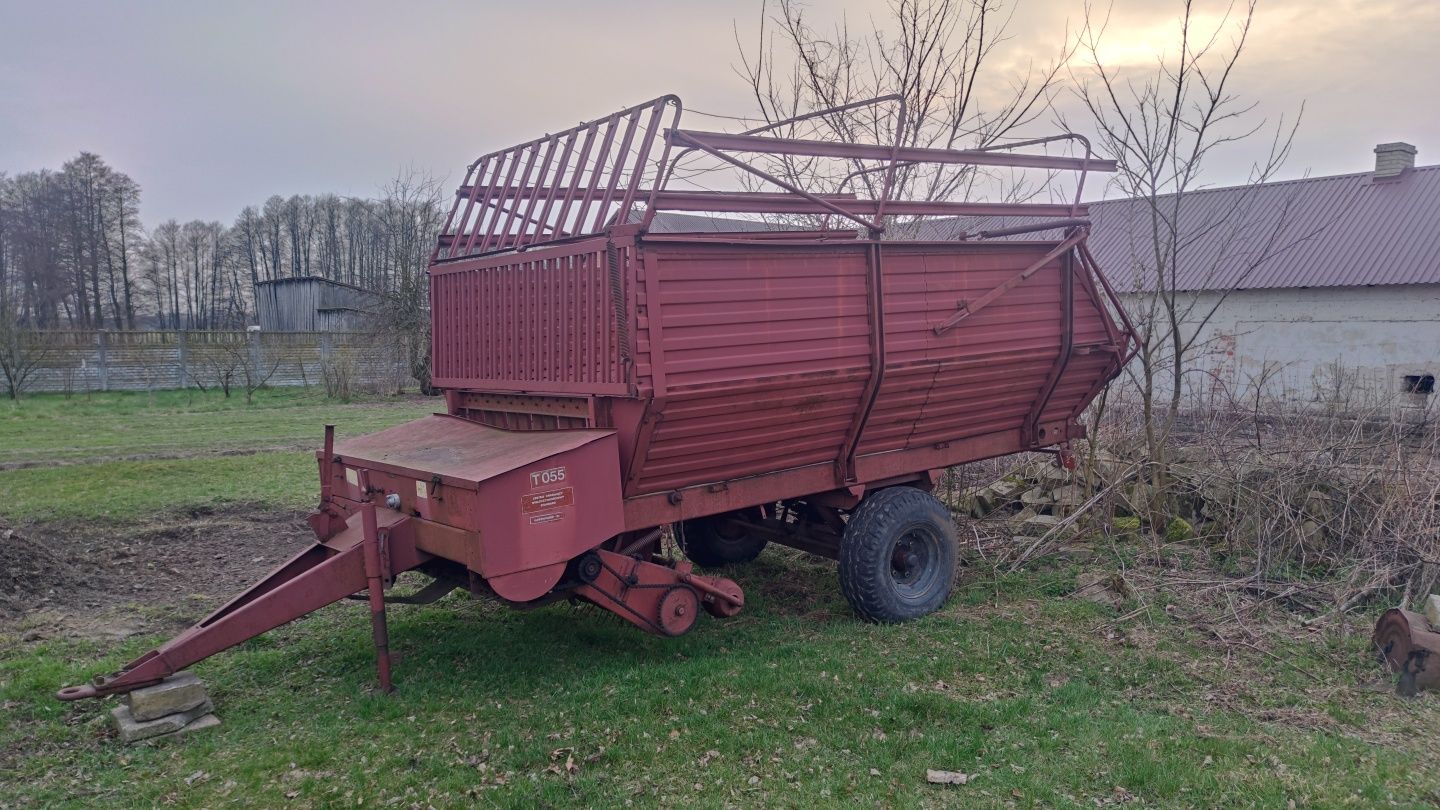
<box><xmin>232</xmin><ymin>206</ymin><xmax>265</xmax><ymax>298</ymax></box>
<box><xmin>53</xmin><ymin>153</ymin><xmax>145</xmax><ymax>329</ymax></box>
<box><xmin>233</xmin><ymin>339</ymin><xmax>281</xmax><ymax>404</ymax></box>
<box><xmin>370</xmin><ymin>169</ymin><xmax>445</xmax><ymax>392</ymax></box>
<box><xmin>190</xmin><ymin>337</ymin><xmax>241</xmax><ymax>398</ymax></box>
<box><xmin>148</xmin><ymin>220</ymin><xmax>183</xmax><ymax>329</ymax></box>
<box><xmin>3</xmin><ymin>148</ymin><xmax>444</xmax><ymax>348</ymax></box>
<box><xmin>99</xmin><ymin>171</ymin><xmax>141</xmax><ymax>329</ymax></box>
<box><xmin>1068</xmin><ymin>0</ymin><xmax>1320</xmax><ymax>524</ymax></box>
<box><xmin>0</xmin><ymin>173</ymin><xmax>9</xmax><ymax>320</ymax></box>
<box><xmin>1</xmin><ymin>153</ymin><xmax>143</xmax><ymax>331</ymax></box>
<box><xmin>59</xmin><ymin>153</ymin><xmax>104</xmax><ymax>327</ymax></box>
<box><xmin>731</xmin><ymin>0</ymin><xmax>1073</xmax><ymax>231</ymax></box>
<box><xmin>2</xmin><ymin>170</ymin><xmax>70</xmax><ymax>327</ymax></box>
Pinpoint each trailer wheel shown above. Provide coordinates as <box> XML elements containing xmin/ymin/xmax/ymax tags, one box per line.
<box><xmin>839</xmin><ymin>487</ymin><xmax>957</xmax><ymax>623</ymax></box>
<box><xmin>675</xmin><ymin>508</ymin><xmax>768</xmax><ymax>567</ymax></box>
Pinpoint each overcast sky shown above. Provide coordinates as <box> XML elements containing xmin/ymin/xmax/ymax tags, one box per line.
<box><xmin>2</xmin><ymin>0</ymin><xmax>1435</xmax><ymax>224</ymax></box>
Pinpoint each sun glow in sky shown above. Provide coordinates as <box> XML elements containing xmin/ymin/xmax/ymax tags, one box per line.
<box><xmin>1</xmin><ymin>0</ymin><xmax>1434</xmax><ymax>223</ymax></box>
<box><xmin>1084</xmin><ymin>10</ymin><xmax>1237</xmax><ymax>68</ymax></box>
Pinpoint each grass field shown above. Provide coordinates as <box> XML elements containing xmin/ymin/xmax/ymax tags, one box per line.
<box><xmin>0</xmin><ymin>389</ymin><xmax>438</xmax><ymax>522</ymax></box>
<box><xmin>1</xmin><ymin>390</ymin><xmax>1437</xmax><ymax>808</ymax></box>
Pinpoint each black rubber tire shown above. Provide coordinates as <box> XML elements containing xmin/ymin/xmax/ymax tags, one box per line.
<box><xmin>838</xmin><ymin>486</ymin><xmax>957</xmax><ymax>623</ymax></box>
<box><xmin>675</xmin><ymin>508</ymin><xmax>768</xmax><ymax>567</ymax></box>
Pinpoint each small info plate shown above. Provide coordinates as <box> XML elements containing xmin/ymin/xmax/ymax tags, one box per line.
<box><xmin>521</xmin><ymin>487</ymin><xmax>573</xmax><ymax>514</ymax></box>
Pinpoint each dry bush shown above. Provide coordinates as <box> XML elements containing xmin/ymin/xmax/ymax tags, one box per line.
<box><xmin>0</xmin><ymin>321</ymin><xmax>61</xmax><ymax>400</ymax></box>
<box><xmin>320</xmin><ymin>351</ymin><xmax>357</xmax><ymax>401</ymax></box>
<box><xmin>1074</xmin><ymin>380</ymin><xmax>1439</xmax><ymax>615</ymax></box>
<box><xmin>189</xmin><ymin>333</ymin><xmax>281</xmax><ymax>404</ymax></box>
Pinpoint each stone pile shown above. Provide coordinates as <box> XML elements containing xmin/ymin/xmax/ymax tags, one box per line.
<box><xmin>110</xmin><ymin>671</ymin><xmax>220</xmax><ymax>744</ymax></box>
<box><xmin>964</xmin><ymin>446</ymin><xmax>1359</xmax><ymax>550</ymax></box>
<box><xmin>961</xmin><ymin>453</ymin><xmax>1131</xmax><ymax>538</ymax></box>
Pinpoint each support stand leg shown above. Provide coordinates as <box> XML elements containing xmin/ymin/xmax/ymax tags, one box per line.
<box><xmin>357</xmin><ymin>471</ymin><xmax>394</xmax><ymax>694</ymax></box>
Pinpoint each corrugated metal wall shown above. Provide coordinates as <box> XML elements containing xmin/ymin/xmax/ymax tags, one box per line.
<box><xmin>632</xmin><ymin>242</ymin><xmax>870</xmax><ymax>493</ymax></box>
<box><xmin>429</xmin><ymin>237</ymin><xmax>629</xmax><ymax>393</ymax></box>
<box><xmin>425</xmin><ymin>234</ymin><xmax>1124</xmax><ymax>497</ymax></box>
<box><xmin>627</xmin><ymin>240</ymin><xmax>1118</xmax><ymax>494</ymax></box>
<box><xmin>860</xmin><ymin>244</ymin><xmax>1117</xmax><ymax>452</ymax></box>
<box><xmin>861</xmin><ymin>244</ymin><xmax>1065</xmax><ymax>454</ymax></box>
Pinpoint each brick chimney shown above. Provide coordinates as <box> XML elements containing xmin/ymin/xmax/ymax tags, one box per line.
<box><xmin>1373</xmin><ymin>142</ymin><xmax>1417</xmax><ymax>179</ymax></box>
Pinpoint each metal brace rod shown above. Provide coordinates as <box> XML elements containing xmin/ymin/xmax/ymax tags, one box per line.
<box><xmin>667</xmin><ymin>129</ymin><xmax>883</xmax><ymax>233</ymax></box>
<box><xmin>931</xmin><ymin>230</ymin><xmax>1087</xmax><ymax>336</ymax></box>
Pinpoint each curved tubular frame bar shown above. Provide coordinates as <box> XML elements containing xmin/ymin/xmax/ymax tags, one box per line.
<box><xmin>434</xmin><ymin>95</ymin><xmax>683</xmax><ymax>261</ymax></box>
<box><xmin>433</xmin><ymin>94</ymin><xmax>1116</xmax><ymax>259</ymax></box>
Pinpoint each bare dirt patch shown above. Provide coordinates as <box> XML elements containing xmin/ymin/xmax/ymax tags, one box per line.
<box><xmin>1</xmin><ymin>505</ymin><xmax>312</xmax><ymax>639</ymax></box>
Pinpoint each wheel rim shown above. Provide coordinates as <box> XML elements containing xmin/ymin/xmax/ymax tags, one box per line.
<box><xmin>888</xmin><ymin>524</ymin><xmax>942</xmax><ymax>601</ymax></box>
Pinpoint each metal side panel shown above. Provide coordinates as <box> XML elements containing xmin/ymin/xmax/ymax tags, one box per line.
<box><xmin>861</xmin><ymin>243</ymin><xmax>1070</xmax><ymax>454</ymax></box>
<box><xmin>333</xmin><ymin>415</ymin><xmax>625</xmax><ymax>602</ymax></box>
<box><xmin>428</xmin><ymin>236</ymin><xmax>632</xmax><ymax>395</ymax></box>
<box><xmin>628</xmin><ymin>242</ymin><xmax>871</xmax><ymax>495</ymax></box>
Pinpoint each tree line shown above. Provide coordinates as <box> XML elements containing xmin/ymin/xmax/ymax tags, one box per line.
<box><xmin>0</xmin><ymin>153</ymin><xmax>445</xmax><ymax>332</ymax></box>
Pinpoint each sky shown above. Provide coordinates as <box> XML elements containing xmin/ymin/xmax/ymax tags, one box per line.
<box><xmin>1</xmin><ymin>0</ymin><xmax>1436</xmax><ymax>225</ymax></box>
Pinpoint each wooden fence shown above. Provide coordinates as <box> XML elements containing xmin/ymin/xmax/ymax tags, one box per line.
<box><xmin>13</xmin><ymin>330</ymin><xmax>416</xmax><ymax>394</ymax></box>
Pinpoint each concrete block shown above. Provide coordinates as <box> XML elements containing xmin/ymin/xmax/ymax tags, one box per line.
<box><xmin>153</xmin><ymin>713</ymin><xmax>221</xmax><ymax>741</ymax></box>
<box><xmin>1425</xmin><ymin>594</ymin><xmax>1440</xmax><ymax>631</ymax></box>
<box><xmin>967</xmin><ymin>487</ymin><xmax>1000</xmax><ymax>517</ymax></box>
<box><xmin>112</xmin><ymin>699</ymin><xmax>214</xmax><ymax>743</ymax></box>
<box><xmin>990</xmin><ymin>479</ymin><xmax>1024</xmax><ymax>499</ymax></box>
<box><xmin>1019</xmin><ymin>487</ymin><xmax>1054</xmax><ymax>507</ymax></box>
<box><xmin>1033</xmin><ymin>463</ymin><xmax>1072</xmax><ymax>485</ymax></box>
<box><xmin>127</xmin><ymin>671</ymin><xmax>207</xmax><ymax>721</ymax></box>
<box><xmin>1010</xmin><ymin>506</ymin><xmax>1039</xmax><ymax>524</ymax></box>
<box><xmin>1051</xmin><ymin>484</ymin><xmax>1086</xmax><ymax>506</ymax></box>
<box><xmin>1017</xmin><ymin>513</ymin><xmax>1070</xmax><ymax>537</ymax></box>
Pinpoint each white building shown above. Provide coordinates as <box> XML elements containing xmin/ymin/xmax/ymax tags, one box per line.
<box><xmin>928</xmin><ymin>142</ymin><xmax>1439</xmax><ymax>413</ymax></box>
<box><xmin>1096</xmin><ymin>143</ymin><xmax>1438</xmax><ymax>411</ymax></box>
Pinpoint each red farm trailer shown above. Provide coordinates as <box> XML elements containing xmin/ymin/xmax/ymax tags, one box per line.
<box><xmin>59</xmin><ymin>95</ymin><xmax>1136</xmax><ymax>702</ymax></box>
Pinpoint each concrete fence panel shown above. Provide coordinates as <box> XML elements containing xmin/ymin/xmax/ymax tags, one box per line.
<box><xmin>13</xmin><ymin>330</ymin><xmax>416</xmax><ymax>395</ymax></box>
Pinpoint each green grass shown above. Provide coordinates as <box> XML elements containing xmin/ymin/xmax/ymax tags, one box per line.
<box><xmin>2</xmin><ymin>389</ymin><xmax>1439</xmax><ymax>807</ymax></box>
<box><xmin>0</xmin><ymin>388</ymin><xmax>437</xmax><ymax>466</ymax></box>
<box><xmin>0</xmin><ymin>388</ymin><xmax>436</xmax><ymax>522</ymax></box>
<box><xmin>0</xmin><ymin>452</ymin><xmax>320</xmax><ymax>522</ymax></box>
<box><xmin>5</xmin><ymin>562</ymin><xmax>1438</xmax><ymax>807</ymax></box>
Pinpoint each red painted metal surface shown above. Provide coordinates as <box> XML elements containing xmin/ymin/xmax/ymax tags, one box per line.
<box><xmin>1374</xmin><ymin>608</ymin><xmax>1440</xmax><ymax>694</ymax></box>
<box><xmin>434</xmin><ymin>97</ymin><xmax>679</xmax><ymax>260</ymax></box>
<box><xmin>355</xmin><ymin>469</ymin><xmax>395</xmax><ymax>694</ymax></box>
<box><xmin>573</xmin><ymin>550</ymin><xmax>743</xmax><ymax>637</ymax></box>
<box><xmin>430</xmin><ymin>236</ymin><xmax>632</xmax><ymax>394</ymax></box>
<box><xmin>58</xmin><ymin>94</ymin><xmax>1136</xmax><ymax>703</ymax></box>
<box><xmin>428</xmin><ymin>92</ymin><xmax>1134</xmax><ymax>525</ymax></box>
<box><xmin>332</xmin><ymin>413</ymin><xmax>612</xmax><ymax>487</ymax></box>
<box><xmin>330</xmin><ymin>415</ymin><xmax>624</xmax><ymax>601</ymax></box>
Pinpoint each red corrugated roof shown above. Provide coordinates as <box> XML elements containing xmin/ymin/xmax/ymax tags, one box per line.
<box><xmin>920</xmin><ymin>165</ymin><xmax>1440</xmax><ymax>291</ymax></box>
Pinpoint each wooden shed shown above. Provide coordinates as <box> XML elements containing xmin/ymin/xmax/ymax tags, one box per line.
<box><xmin>254</xmin><ymin>276</ymin><xmax>379</xmax><ymax>332</ymax></box>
